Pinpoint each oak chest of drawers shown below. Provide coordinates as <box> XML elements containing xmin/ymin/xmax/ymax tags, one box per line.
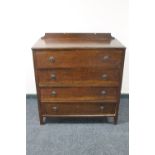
<box><xmin>32</xmin><ymin>33</ymin><xmax>125</xmax><ymax>124</ymax></box>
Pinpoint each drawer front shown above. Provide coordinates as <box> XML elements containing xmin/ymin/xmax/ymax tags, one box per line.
<box><xmin>40</xmin><ymin>87</ymin><xmax>117</xmax><ymax>102</ymax></box>
<box><xmin>42</xmin><ymin>103</ymin><xmax>116</xmax><ymax>115</ymax></box>
<box><xmin>35</xmin><ymin>50</ymin><xmax>123</xmax><ymax>68</ymax></box>
<box><xmin>38</xmin><ymin>68</ymin><xmax>119</xmax><ymax>83</ymax></box>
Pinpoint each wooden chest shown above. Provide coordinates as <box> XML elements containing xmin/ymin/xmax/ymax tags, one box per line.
<box><xmin>32</xmin><ymin>33</ymin><xmax>125</xmax><ymax>124</ymax></box>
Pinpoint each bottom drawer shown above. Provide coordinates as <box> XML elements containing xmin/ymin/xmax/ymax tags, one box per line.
<box><xmin>41</xmin><ymin>103</ymin><xmax>116</xmax><ymax>116</ymax></box>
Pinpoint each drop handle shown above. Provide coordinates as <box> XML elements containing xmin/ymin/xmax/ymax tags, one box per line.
<box><xmin>101</xmin><ymin>90</ymin><xmax>107</xmax><ymax>95</ymax></box>
<box><xmin>102</xmin><ymin>74</ymin><xmax>108</xmax><ymax>79</ymax></box>
<box><xmin>48</xmin><ymin>56</ymin><xmax>55</xmax><ymax>63</ymax></box>
<box><xmin>103</xmin><ymin>55</ymin><xmax>110</xmax><ymax>61</ymax></box>
<box><xmin>51</xmin><ymin>91</ymin><xmax>57</xmax><ymax>96</ymax></box>
<box><xmin>50</xmin><ymin>74</ymin><xmax>56</xmax><ymax>80</ymax></box>
<box><xmin>52</xmin><ymin>106</ymin><xmax>58</xmax><ymax>111</ymax></box>
<box><xmin>100</xmin><ymin>105</ymin><xmax>105</xmax><ymax>111</ymax></box>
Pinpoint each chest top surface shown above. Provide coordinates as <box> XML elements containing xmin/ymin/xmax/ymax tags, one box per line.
<box><xmin>32</xmin><ymin>33</ymin><xmax>125</xmax><ymax>50</ymax></box>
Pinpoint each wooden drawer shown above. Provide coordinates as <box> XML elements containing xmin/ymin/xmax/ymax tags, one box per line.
<box><xmin>42</xmin><ymin>102</ymin><xmax>116</xmax><ymax>115</ymax></box>
<box><xmin>35</xmin><ymin>49</ymin><xmax>123</xmax><ymax>69</ymax></box>
<box><xmin>40</xmin><ymin>87</ymin><xmax>118</xmax><ymax>102</ymax></box>
<box><xmin>38</xmin><ymin>68</ymin><xmax>120</xmax><ymax>83</ymax></box>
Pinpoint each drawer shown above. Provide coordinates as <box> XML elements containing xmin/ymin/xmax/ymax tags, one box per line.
<box><xmin>42</xmin><ymin>102</ymin><xmax>116</xmax><ymax>115</ymax></box>
<box><xmin>35</xmin><ymin>49</ymin><xmax>123</xmax><ymax>68</ymax></box>
<box><xmin>38</xmin><ymin>68</ymin><xmax>119</xmax><ymax>83</ymax></box>
<box><xmin>40</xmin><ymin>87</ymin><xmax>118</xmax><ymax>102</ymax></box>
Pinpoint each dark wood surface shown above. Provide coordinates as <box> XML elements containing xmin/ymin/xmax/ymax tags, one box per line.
<box><xmin>32</xmin><ymin>33</ymin><xmax>125</xmax><ymax>124</ymax></box>
<box><xmin>42</xmin><ymin>102</ymin><xmax>116</xmax><ymax>116</ymax></box>
<box><xmin>37</xmin><ymin>68</ymin><xmax>119</xmax><ymax>82</ymax></box>
<box><xmin>38</xmin><ymin>81</ymin><xmax>119</xmax><ymax>87</ymax></box>
<box><xmin>35</xmin><ymin>49</ymin><xmax>123</xmax><ymax>68</ymax></box>
<box><xmin>40</xmin><ymin>87</ymin><xmax>117</xmax><ymax>101</ymax></box>
<box><xmin>32</xmin><ymin>33</ymin><xmax>125</xmax><ymax>49</ymax></box>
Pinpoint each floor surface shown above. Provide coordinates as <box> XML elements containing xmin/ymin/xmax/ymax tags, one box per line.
<box><xmin>26</xmin><ymin>96</ymin><xmax>129</xmax><ymax>155</ymax></box>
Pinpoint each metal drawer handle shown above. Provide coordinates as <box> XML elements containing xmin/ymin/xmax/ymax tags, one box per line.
<box><xmin>52</xmin><ymin>106</ymin><xmax>58</xmax><ymax>111</ymax></box>
<box><xmin>101</xmin><ymin>90</ymin><xmax>106</xmax><ymax>95</ymax></box>
<box><xmin>102</xmin><ymin>74</ymin><xmax>108</xmax><ymax>79</ymax></box>
<box><xmin>100</xmin><ymin>105</ymin><xmax>105</xmax><ymax>111</ymax></box>
<box><xmin>51</xmin><ymin>74</ymin><xmax>56</xmax><ymax>80</ymax></box>
<box><xmin>48</xmin><ymin>56</ymin><xmax>55</xmax><ymax>63</ymax></box>
<box><xmin>51</xmin><ymin>90</ymin><xmax>57</xmax><ymax>96</ymax></box>
<box><xmin>103</xmin><ymin>55</ymin><xmax>110</xmax><ymax>61</ymax></box>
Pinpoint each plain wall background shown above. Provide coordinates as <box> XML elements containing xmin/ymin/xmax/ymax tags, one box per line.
<box><xmin>2</xmin><ymin>0</ymin><xmax>155</xmax><ymax>155</ymax></box>
<box><xmin>26</xmin><ymin>0</ymin><xmax>129</xmax><ymax>94</ymax></box>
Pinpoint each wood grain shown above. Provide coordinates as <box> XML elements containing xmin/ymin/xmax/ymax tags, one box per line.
<box><xmin>35</xmin><ymin>49</ymin><xmax>123</xmax><ymax>69</ymax></box>
<box><xmin>32</xmin><ymin>33</ymin><xmax>125</xmax><ymax>124</ymax></box>
<box><xmin>38</xmin><ymin>68</ymin><xmax>120</xmax><ymax>82</ymax></box>
<box><xmin>42</xmin><ymin>102</ymin><xmax>116</xmax><ymax>116</ymax></box>
<box><xmin>32</xmin><ymin>33</ymin><xmax>125</xmax><ymax>49</ymax></box>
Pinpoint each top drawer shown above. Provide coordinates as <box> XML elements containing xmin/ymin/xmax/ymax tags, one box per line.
<box><xmin>34</xmin><ymin>49</ymin><xmax>123</xmax><ymax>69</ymax></box>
